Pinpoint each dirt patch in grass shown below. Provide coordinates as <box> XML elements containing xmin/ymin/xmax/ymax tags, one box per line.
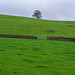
<box><xmin>67</xmin><ymin>25</ymin><xmax>75</xmax><ymax>27</ymax></box>
<box><xmin>47</xmin><ymin>30</ymin><xmax>55</xmax><ymax>32</ymax></box>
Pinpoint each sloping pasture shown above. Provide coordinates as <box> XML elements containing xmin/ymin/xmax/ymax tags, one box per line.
<box><xmin>0</xmin><ymin>15</ymin><xmax>75</xmax><ymax>38</ymax></box>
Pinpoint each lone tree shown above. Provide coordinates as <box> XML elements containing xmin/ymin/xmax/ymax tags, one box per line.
<box><xmin>32</xmin><ymin>10</ymin><xmax>42</xmax><ymax>19</ymax></box>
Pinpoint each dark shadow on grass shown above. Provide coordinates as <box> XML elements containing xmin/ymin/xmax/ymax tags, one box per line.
<box><xmin>13</xmin><ymin>71</ymin><xmax>21</xmax><ymax>74</ymax></box>
<box><xmin>0</xmin><ymin>49</ymin><xmax>5</xmax><ymax>51</ymax></box>
<box><xmin>64</xmin><ymin>52</ymin><xmax>75</xmax><ymax>54</ymax></box>
<box><xmin>28</xmin><ymin>55</ymin><xmax>39</xmax><ymax>58</ymax></box>
<box><xmin>41</xmin><ymin>53</ymin><xmax>46</xmax><ymax>55</ymax></box>
<box><xmin>22</xmin><ymin>59</ymin><xmax>34</xmax><ymax>63</ymax></box>
<box><xmin>32</xmin><ymin>47</ymin><xmax>40</xmax><ymax>51</ymax></box>
<box><xmin>9</xmin><ymin>46</ymin><xmax>14</xmax><ymax>47</ymax></box>
<box><xmin>19</xmin><ymin>48</ymin><xmax>27</xmax><ymax>50</ymax></box>
<box><xmin>67</xmin><ymin>25</ymin><xmax>75</xmax><ymax>27</ymax></box>
<box><xmin>17</xmin><ymin>53</ymin><xmax>24</xmax><ymax>55</ymax></box>
<box><xmin>13</xmin><ymin>72</ymin><xmax>17</xmax><ymax>73</ymax></box>
<box><xmin>37</xmin><ymin>65</ymin><xmax>48</xmax><ymax>68</ymax></box>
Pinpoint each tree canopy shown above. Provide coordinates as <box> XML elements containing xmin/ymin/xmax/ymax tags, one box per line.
<box><xmin>32</xmin><ymin>10</ymin><xmax>42</xmax><ymax>19</ymax></box>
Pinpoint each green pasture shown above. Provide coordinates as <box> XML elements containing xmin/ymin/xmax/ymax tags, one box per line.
<box><xmin>0</xmin><ymin>37</ymin><xmax>75</xmax><ymax>75</ymax></box>
<box><xmin>0</xmin><ymin>14</ymin><xmax>75</xmax><ymax>75</ymax></box>
<box><xmin>0</xmin><ymin>15</ymin><xmax>75</xmax><ymax>38</ymax></box>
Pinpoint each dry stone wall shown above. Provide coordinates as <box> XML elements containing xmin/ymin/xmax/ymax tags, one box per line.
<box><xmin>0</xmin><ymin>34</ymin><xmax>37</xmax><ymax>39</ymax></box>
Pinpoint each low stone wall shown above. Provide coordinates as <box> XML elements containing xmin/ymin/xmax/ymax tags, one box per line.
<box><xmin>0</xmin><ymin>34</ymin><xmax>37</xmax><ymax>39</ymax></box>
<box><xmin>47</xmin><ymin>36</ymin><xmax>75</xmax><ymax>42</ymax></box>
<box><xmin>0</xmin><ymin>34</ymin><xmax>75</xmax><ymax>42</ymax></box>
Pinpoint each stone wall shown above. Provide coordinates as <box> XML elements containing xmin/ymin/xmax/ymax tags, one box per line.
<box><xmin>0</xmin><ymin>34</ymin><xmax>75</xmax><ymax>42</ymax></box>
<box><xmin>47</xmin><ymin>36</ymin><xmax>75</xmax><ymax>42</ymax></box>
<box><xmin>0</xmin><ymin>34</ymin><xmax>37</xmax><ymax>39</ymax></box>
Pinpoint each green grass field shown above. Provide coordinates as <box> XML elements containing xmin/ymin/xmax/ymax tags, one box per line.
<box><xmin>0</xmin><ymin>15</ymin><xmax>75</xmax><ymax>38</ymax></box>
<box><xmin>0</xmin><ymin>37</ymin><xmax>75</xmax><ymax>75</ymax></box>
<box><xmin>0</xmin><ymin>15</ymin><xmax>75</xmax><ymax>75</ymax></box>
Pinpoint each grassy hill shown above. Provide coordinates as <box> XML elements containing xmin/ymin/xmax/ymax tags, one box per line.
<box><xmin>0</xmin><ymin>14</ymin><xmax>75</xmax><ymax>75</ymax></box>
<box><xmin>0</xmin><ymin>14</ymin><xmax>75</xmax><ymax>38</ymax></box>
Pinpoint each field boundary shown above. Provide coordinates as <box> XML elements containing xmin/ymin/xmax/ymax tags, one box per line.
<box><xmin>0</xmin><ymin>34</ymin><xmax>75</xmax><ymax>42</ymax></box>
<box><xmin>47</xmin><ymin>36</ymin><xmax>75</xmax><ymax>42</ymax></box>
<box><xmin>0</xmin><ymin>34</ymin><xmax>37</xmax><ymax>39</ymax></box>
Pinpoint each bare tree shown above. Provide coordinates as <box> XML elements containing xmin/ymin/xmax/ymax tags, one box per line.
<box><xmin>32</xmin><ymin>10</ymin><xmax>42</xmax><ymax>19</ymax></box>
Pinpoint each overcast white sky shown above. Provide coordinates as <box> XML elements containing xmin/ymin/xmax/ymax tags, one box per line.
<box><xmin>0</xmin><ymin>0</ymin><xmax>75</xmax><ymax>21</ymax></box>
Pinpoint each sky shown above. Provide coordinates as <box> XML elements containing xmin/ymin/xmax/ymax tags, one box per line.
<box><xmin>0</xmin><ymin>0</ymin><xmax>75</xmax><ymax>21</ymax></box>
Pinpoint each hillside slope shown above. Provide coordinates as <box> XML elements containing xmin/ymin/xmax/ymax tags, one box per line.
<box><xmin>0</xmin><ymin>15</ymin><xmax>75</xmax><ymax>38</ymax></box>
